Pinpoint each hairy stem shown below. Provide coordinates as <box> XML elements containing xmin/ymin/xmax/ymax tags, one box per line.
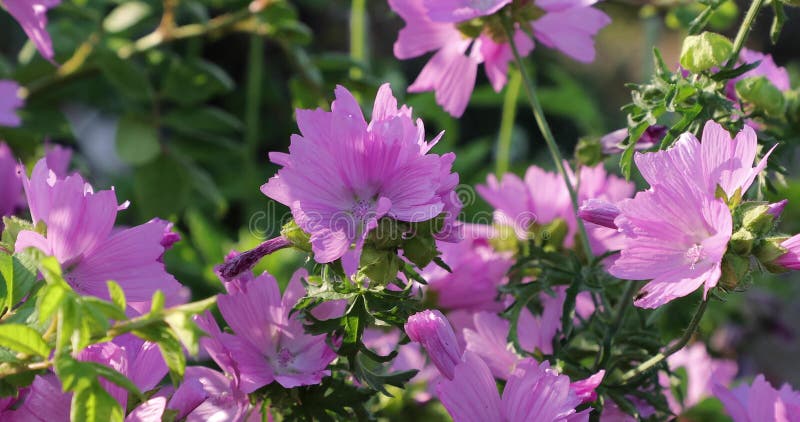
<box><xmin>726</xmin><ymin>0</ymin><xmax>765</xmax><ymax>67</ymax></box>
<box><xmin>617</xmin><ymin>298</ymin><xmax>709</xmax><ymax>384</ymax></box>
<box><xmin>500</xmin><ymin>16</ymin><xmax>593</xmax><ymax>259</ymax></box>
<box><xmin>496</xmin><ymin>69</ymin><xmax>522</xmax><ymax>176</ymax></box>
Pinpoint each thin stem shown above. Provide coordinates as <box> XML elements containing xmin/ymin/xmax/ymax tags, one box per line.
<box><xmin>594</xmin><ymin>281</ymin><xmax>639</xmax><ymax>371</ymax></box>
<box><xmin>726</xmin><ymin>0</ymin><xmax>765</xmax><ymax>67</ymax></box>
<box><xmin>0</xmin><ymin>360</ymin><xmax>52</xmax><ymax>378</ymax></box>
<box><xmin>349</xmin><ymin>0</ymin><xmax>367</xmax><ymax>81</ymax></box>
<box><xmin>496</xmin><ymin>69</ymin><xmax>522</xmax><ymax>175</ymax></box>
<box><xmin>500</xmin><ymin>16</ymin><xmax>593</xmax><ymax>259</ymax></box>
<box><xmin>245</xmin><ymin>34</ymin><xmax>265</xmax><ymax>156</ymax></box>
<box><xmin>616</xmin><ymin>298</ymin><xmax>709</xmax><ymax>384</ymax></box>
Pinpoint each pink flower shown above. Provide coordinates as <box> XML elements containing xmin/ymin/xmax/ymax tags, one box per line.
<box><xmin>727</xmin><ymin>48</ymin><xmax>791</xmax><ymax>99</ymax></box>
<box><xmin>0</xmin><ymin>142</ymin><xmax>22</xmax><ymax>220</ymax></box>
<box><xmin>776</xmin><ymin>234</ymin><xmax>800</xmax><ymax>270</ymax></box>
<box><xmin>477</xmin><ymin>163</ymin><xmax>633</xmax><ymax>254</ymax></box>
<box><xmin>15</xmin><ymin>158</ymin><xmax>182</xmax><ymax>305</ymax></box>
<box><xmin>407</xmin><ymin>310</ymin><xmax>599</xmax><ymax>421</ymax></box>
<box><xmin>261</xmin><ymin>84</ymin><xmax>459</xmax><ymax>263</ymax></box>
<box><xmin>3</xmin><ymin>0</ymin><xmax>61</xmax><ymax>61</ymax></box>
<box><xmin>422</xmin><ymin>226</ymin><xmax>513</xmax><ymax>312</ymax></box>
<box><xmin>389</xmin><ymin>0</ymin><xmax>609</xmax><ymax>116</ymax></box>
<box><xmin>609</xmin><ymin>121</ymin><xmax>774</xmax><ymax>308</ymax></box>
<box><xmin>0</xmin><ymin>80</ymin><xmax>23</xmax><ymax>126</ymax></box>
<box><xmin>599</xmin><ymin>125</ymin><xmax>667</xmax><ymax>155</ymax></box>
<box><xmin>712</xmin><ymin>374</ymin><xmax>800</xmax><ymax>422</ymax></box>
<box><xmin>44</xmin><ymin>143</ymin><xmax>72</xmax><ymax>178</ymax></box>
<box><xmin>3</xmin><ymin>374</ymin><xmax>71</xmax><ymax>421</ymax></box>
<box><xmin>659</xmin><ymin>343</ymin><xmax>737</xmax><ymax>413</ymax></box>
<box><xmin>215</xmin><ymin>269</ymin><xmax>336</xmax><ymax>391</ymax></box>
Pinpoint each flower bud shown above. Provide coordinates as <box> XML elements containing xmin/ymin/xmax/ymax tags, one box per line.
<box><xmin>735</xmin><ymin>76</ymin><xmax>786</xmax><ymax>116</ymax></box>
<box><xmin>730</xmin><ymin>228</ymin><xmax>755</xmax><ymax>256</ymax></box>
<box><xmin>754</xmin><ymin>236</ymin><xmax>790</xmax><ymax>273</ymax></box>
<box><xmin>679</xmin><ymin>32</ymin><xmax>733</xmax><ymax>73</ymax></box>
<box><xmin>402</xmin><ymin>233</ymin><xmax>438</xmax><ymax>268</ymax></box>
<box><xmin>719</xmin><ymin>254</ymin><xmax>750</xmax><ymax>290</ymax></box>
<box><xmin>739</xmin><ymin>202</ymin><xmax>774</xmax><ymax>236</ymax></box>
<box><xmin>575</xmin><ymin>137</ymin><xmax>603</xmax><ymax>167</ymax></box>
<box><xmin>767</xmin><ymin>200</ymin><xmax>788</xmax><ymax>219</ymax></box>
<box><xmin>578</xmin><ymin>199</ymin><xmax>620</xmax><ymax>229</ymax></box>
<box><xmin>281</xmin><ymin>220</ymin><xmax>311</xmax><ymax>253</ymax></box>
<box><xmin>773</xmin><ymin>234</ymin><xmax>800</xmax><ymax>271</ymax></box>
<box><xmin>405</xmin><ymin>310</ymin><xmax>462</xmax><ymax>380</ymax></box>
<box><xmin>536</xmin><ymin>218</ymin><xmax>568</xmax><ymax>251</ymax></box>
<box><xmin>358</xmin><ymin>246</ymin><xmax>402</xmax><ymax>285</ymax></box>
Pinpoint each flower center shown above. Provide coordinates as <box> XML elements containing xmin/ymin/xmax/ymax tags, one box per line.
<box><xmin>277</xmin><ymin>347</ymin><xmax>293</xmax><ymax>366</ymax></box>
<box><xmin>685</xmin><ymin>244</ymin><xmax>704</xmax><ymax>270</ymax></box>
<box><xmin>352</xmin><ymin>199</ymin><xmax>373</xmax><ymax>221</ymax></box>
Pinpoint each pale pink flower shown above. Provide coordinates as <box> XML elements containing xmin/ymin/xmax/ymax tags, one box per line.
<box><xmin>659</xmin><ymin>343</ymin><xmax>737</xmax><ymax>413</ymax></box>
<box><xmin>15</xmin><ymin>158</ymin><xmax>182</xmax><ymax>305</ymax></box>
<box><xmin>713</xmin><ymin>374</ymin><xmax>800</xmax><ymax>422</ymax></box>
<box><xmin>215</xmin><ymin>269</ymin><xmax>336</xmax><ymax>391</ymax></box>
<box><xmin>261</xmin><ymin>84</ymin><xmax>459</xmax><ymax>263</ymax></box>
<box><xmin>389</xmin><ymin>0</ymin><xmax>609</xmax><ymax>117</ymax></box>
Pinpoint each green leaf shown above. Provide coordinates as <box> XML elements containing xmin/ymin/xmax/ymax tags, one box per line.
<box><xmin>735</xmin><ymin>76</ymin><xmax>786</xmax><ymax>116</ymax></box>
<box><xmin>107</xmin><ymin>281</ymin><xmax>126</xmax><ymax>311</ymax></box>
<box><xmin>164</xmin><ymin>311</ymin><xmax>205</xmax><ymax>356</ymax></box>
<box><xmin>133</xmin><ymin>154</ymin><xmax>192</xmax><ymax>219</ymax></box>
<box><xmin>96</xmin><ymin>52</ymin><xmax>153</xmax><ymax>101</ymax></box>
<box><xmin>0</xmin><ymin>252</ymin><xmax>38</xmax><ymax>312</ymax></box>
<box><xmin>115</xmin><ymin>114</ymin><xmax>160</xmax><ymax>165</ymax></box>
<box><xmin>103</xmin><ymin>1</ymin><xmax>152</xmax><ymax>33</ymax></box>
<box><xmin>1</xmin><ymin>216</ymin><xmax>34</xmax><ymax>251</ymax></box>
<box><xmin>150</xmin><ymin>290</ymin><xmax>165</xmax><ymax>313</ymax></box>
<box><xmin>37</xmin><ymin>283</ymin><xmax>69</xmax><ymax>323</ymax></box>
<box><xmin>81</xmin><ymin>297</ymin><xmax>127</xmax><ymax>322</ymax></box>
<box><xmin>70</xmin><ymin>383</ymin><xmax>124</xmax><ymax>422</ymax></box>
<box><xmin>0</xmin><ymin>324</ymin><xmax>50</xmax><ymax>357</ymax></box>
<box><xmin>162</xmin><ymin>58</ymin><xmax>234</xmax><ymax>106</ymax></box>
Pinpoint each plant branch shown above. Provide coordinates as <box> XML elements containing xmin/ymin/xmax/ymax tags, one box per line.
<box><xmin>616</xmin><ymin>298</ymin><xmax>709</xmax><ymax>384</ymax></box>
<box><xmin>594</xmin><ymin>281</ymin><xmax>638</xmax><ymax>371</ymax></box>
<box><xmin>500</xmin><ymin>15</ymin><xmax>593</xmax><ymax>259</ymax></box>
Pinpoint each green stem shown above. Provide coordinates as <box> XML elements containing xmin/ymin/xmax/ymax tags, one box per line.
<box><xmin>500</xmin><ymin>16</ymin><xmax>593</xmax><ymax>259</ymax></box>
<box><xmin>496</xmin><ymin>69</ymin><xmax>522</xmax><ymax>175</ymax></box>
<box><xmin>349</xmin><ymin>0</ymin><xmax>367</xmax><ymax>80</ymax></box>
<box><xmin>726</xmin><ymin>0</ymin><xmax>765</xmax><ymax>67</ymax></box>
<box><xmin>616</xmin><ymin>298</ymin><xmax>709</xmax><ymax>384</ymax></box>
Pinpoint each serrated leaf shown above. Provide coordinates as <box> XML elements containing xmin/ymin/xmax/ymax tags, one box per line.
<box><xmin>0</xmin><ymin>324</ymin><xmax>50</xmax><ymax>357</ymax></box>
<box><xmin>0</xmin><ymin>253</ymin><xmax>38</xmax><ymax>311</ymax></box>
<box><xmin>37</xmin><ymin>283</ymin><xmax>68</xmax><ymax>323</ymax></box>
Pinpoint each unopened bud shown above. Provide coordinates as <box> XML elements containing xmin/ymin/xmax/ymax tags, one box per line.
<box><xmin>735</xmin><ymin>76</ymin><xmax>786</xmax><ymax>116</ymax></box>
<box><xmin>578</xmin><ymin>199</ymin><xmax>620</xmax><ymax>229</ymax></box>
<box><xmin>359</xmin><ymin>246</ymin><xmax>401</xmax><ymax>285</ymax></box>
<box><xmin>730</xmin><ymin>228</ymin><xmax>755</xmax><ymax>256</ymax></box>
<box><xmin>740</xmin><ymin>202</ymin><xmax>775</xmax><ymax>236</ymax></box>
<box><xmin>405</xmin><ymin>310</ymin><xmax>462</xmax><ymax>380</ymax></box>
<box><xmin>754</xmin><ymin>236</ymin><xmax>790</xmax><ymax>273</ymax></box>
<box><xmin>281</xmin><ymin>220</ymin><xmax>311</xmax><ymax>252</ymax></box>
<box><xmin>680</xmin><ymin>32</ymin><xmax>733</xmax><ymax>73</ymax></box>
<box><xmin>719</xmin><ymin>254</ymin><xmax>750</xmax><ymax>290</ymax></box>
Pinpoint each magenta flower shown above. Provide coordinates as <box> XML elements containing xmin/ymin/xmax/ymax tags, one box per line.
<box><xmin>659</xmin><ymin>343</ymin><xmax>737</xmax><ymax>413</ymax></box>
<box><xmin>422</xmin><ymin>226</ymin><xmax>513</xmax><ymax>312</ymax></box>
<box><xmin>775</xmin><ymin>234</ymin><xmax>800</xmax><ymax>270</ymax></box>
<box><xmin>406</xmin><ymin>310</ymin><xmax>599</xmax><ymax>421</ymax></box>
<box><xmin>215</xmin><ymin>268</ymin><xmax>336</xmax><ymax>392</ymax></box>
<box><xmin>4</xmin><ymin>374</ymin><xmax>71</xmax><ymax>421</ymax></box>
<box><xmin>15</xmin><ymin>158</ymin><xmax>182</xmax><ymax>304</ymax></box>
<box><xmin>599</xmin><ymin>125</ymin><xmax>667</xmax><ymax>155</ymax></box>
<box><xmin>477</xmin><ymin>163</ymin><xmax>633</xmax><ymax>254</ymax></box>
<box><xmin>44</xmin><ymin>143</ymin><xmax>72</xmax><ymax>178</ymax></box>
<box><xmin>2</xmin><ymin>0</ymin><xmax>60</xmax><ymax>61</ymax></box>
<box><xmin>608</xmin><ymin>121</ymin><xmax>774</xmax><ymax>308</ymax></box>
<box><xmin>389</xmin><ymin>0</ymin><xmax>609</xmax><ymax>116</ymax></box>
<box><xmin>0</xmin><ymin>80</ymin><xmax>23</xmax><ymax>126</ymax></box>
<box><xmin>167</xmin><ymin>367</ymin><xmax>256</xmax><ymax>422</ymax></box>
<box><xmin>0</xmin><ymin>142</ymin><xmax>22</xmax><ymax>221</ymax></box>
<box><xmin>261</xmin><ymin>84</ymin><xmax>460</xmax><ymax>263</ymax></box>
<box><xmin>712</xmin><ymin>375</ymin><xmax>800</xmax><ymax>422</ymax></box>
